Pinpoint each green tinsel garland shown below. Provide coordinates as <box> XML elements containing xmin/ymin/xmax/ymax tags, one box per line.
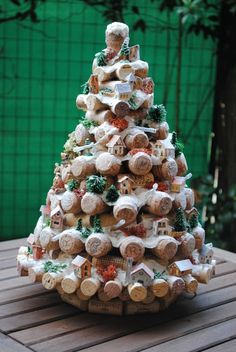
<box><xmin>68</xmin><ymin>179</ymin><xmax>79</xmax><ymax>191</ymax></box>
<box><xmin>148</xmin><ymin>104</ymin><xmax>167</xmax><ymax>123</ymax></box>
<box><xmin>43</xmin><ymin>261</ymin><xmax>68</xmax><ymax>273</ymax></box>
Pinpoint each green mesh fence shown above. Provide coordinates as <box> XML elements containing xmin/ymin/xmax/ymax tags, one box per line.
<box><xmin>0</xmin><ymin>1</ymin><xmax>217</xmax><ymax>240</ymax></box>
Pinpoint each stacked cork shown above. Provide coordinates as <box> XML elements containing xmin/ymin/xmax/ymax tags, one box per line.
<box><xmin>17</xmin><ymin>22</ymin><xmax>215</xmax><ymax>316</ymax></box>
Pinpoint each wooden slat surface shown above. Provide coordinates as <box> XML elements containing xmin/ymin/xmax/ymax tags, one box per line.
<box><xmin>0</xmin><ymin>238</ymin><xmax>235</xmax><ymax>352</ymax></box>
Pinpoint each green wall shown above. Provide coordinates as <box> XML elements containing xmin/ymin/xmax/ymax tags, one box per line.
<box><xmin>0</xmin><ymin>1</ymin><xmax>217</xmax><ymax>240</ymax></box>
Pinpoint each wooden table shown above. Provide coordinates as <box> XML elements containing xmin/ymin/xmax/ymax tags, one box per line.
<box><xmin>0</xmin><ymin>238</ymin><xmax>236</xmax><ymax>352</ymax></box>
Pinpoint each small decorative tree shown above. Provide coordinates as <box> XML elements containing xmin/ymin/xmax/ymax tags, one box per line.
<box><xmin>106</xmin><ymin>185</ymin><xmax>119</xmax><ymax>203</ymax></box>
<box><xmin>86</xmin><ymin>175</ymin><xmax>106</xmax><ymax>194</ymax></box>
<box><xmin>174</xmin><ymin>208</ymin><xmax>187</xmax><ymax>232</ymax></box>
<box><xmin>147</xmin><ymin>104</ymin><xmax>166</xmax><ymax>123</ymax></box>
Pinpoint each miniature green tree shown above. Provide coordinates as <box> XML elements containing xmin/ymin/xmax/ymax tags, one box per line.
<box><xmin>189</xmin><ymin>213</ymin><xmax>199</xmax><ymax>230</ymax></box>
<box><xmin>91</xmin><ymin>215</ymin><xmax>104</xmax><ymax>233</ymax></box>
<box><xmin>174</xmin><ymin>208</ymin><xmax>187</xmax><ymax>232</ymax></box>
<box><xmin>119</xmin><ymin>40</ymin><xmax>130</xmax><ymax>57</ymax></box>
<box><xmin>86</xmin><ymin>175</ymin><xmax>106</xmax><ymax>194</ymax></box>
<box><xmin>95</xmin><ymin>50</ymin><xmax>106</xmax><ymax>66</ymax></box>
<box><xmin>171</xmin><ymin>131</ymin><xmax>184</xmax><ymax>157</ymax></box>
<box><xmin>106</xmin><ymin>185</ymin><xmax>119</xmax><ymax>203</ymax></box>
<box><xmin>148</xmin><ymin>104</ymin><xmax>166</xmax><ymax>123</ymax></box>
<box><xmin>76</xmin><ymin>219</ymin><xmax>83</xmax><ymax>232</ymax></box>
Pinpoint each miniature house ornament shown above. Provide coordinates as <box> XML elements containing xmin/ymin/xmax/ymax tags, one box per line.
<box><xmin>17</xmin><ymin>22</ymin><xmax>215</xmax><ymax>316</ymax></box>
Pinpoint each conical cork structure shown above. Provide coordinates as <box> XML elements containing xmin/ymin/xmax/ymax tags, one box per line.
<box><xmin>17</xmin><ymin>22</ymin><xmax>215</xmax><ymax>315</ymax></box>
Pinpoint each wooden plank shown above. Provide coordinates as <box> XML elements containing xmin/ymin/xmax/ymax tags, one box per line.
<box><xmin>142</xmin><ymin>318</ymin><xmax>236</xmax><ymax>352</ymax></box>
<box><xmin>0</xmin><ymin>276</ymin><xmax>32</xmax><ymax>292</ymax></box>
<box><xmin>214</xmin><ymin>247</ymin><xmax>236</xmax><ymax>263</ymax></box>
<box><xmin>0</xmin><ymin>258</ymin><xmax>18</xmax><ymax>270</ymax></box>
<box><xmin>10</xmin><ymin>314</ymin><xmax>105</xmax><ymax>346</ymax></box>
<box><xmin>214</xmin><ymin>261</ymin><xmax>236</xmax><ymax>277</ymax></box>
<box><xmin>0</xmin><ymin>248</ymin><xmax>19</xmax><ymax>261</ymax></box>
<box><xmin>30</xmin><ymin>302</ymin><xmax>236</xmax><ymax>352</ymax></box>
<box><xmin>0</xmin><ymin>283</ymin><xmax>48</xmax><ymax>305</ymax></box>
<box><xmin>197</xmin><ymin>272</ymin><xmax>236</xmax><ymax>295</ymax></box>
<box><xmin>0</xmin><ymin>267</ymin><xmax>19</xmax><ymax>281</ymax></box>
<box><xmin>202</xmin><ymin>339</ymin><xmax>236</xmax><ymax>352</ymax></box>
<box><xmin>0</xmin><ymin>292</ymin><xmax>61</xmax><ymax>318</ymax></box>
<box><xmin>0</xmin><ymin>303</ymin><xmax>78</xmax><ymax>333</ymax></box>
<box><xmin>0</xmin><ymin>238</ymin><xmax>26</xmax><ymax>252</ymax></box>
<box><xmin>0</xmin><ymin>332</ymin><xmax>32</xmax><ymax>352</ymax></box>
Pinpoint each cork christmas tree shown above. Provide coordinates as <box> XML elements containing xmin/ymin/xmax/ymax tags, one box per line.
<box><xmin>17</xmin><ymin>22</ymin><xmax>215</xmax><ymax>315</ymax></box>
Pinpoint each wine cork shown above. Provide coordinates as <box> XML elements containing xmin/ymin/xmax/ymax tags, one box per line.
<box><xmin>92</xmin><ymin>256</ymin><xmax>127</xmax><ymax>270</ymax></box>
<box><xmin>116</xmin><ymin>64</ymin><xmax>134</xmax><ymax>81</ymax></box>
<box><xmin>61</xmin><ymin>272</ymin><xmax>81</xmax><ymax>294</ymax></box>
<box><xmin>88</xmin><ymin>298</ymin><xmax>123</xmax><ymax>315</ymax></box>
<box><xmin>128</xmin><ymin>283</ymin><xmax>147</xmax><ymax>302</ymax></box>
<box><xmin>81</xmin><ymin>192</ymin><xmax>108</xmax><ymax>215</ymax></box>
<box><xmin>128</xmin><ymin>152</ymin><xmax>152</xmax><ymax>176</ymax></box>
<box><xmin>96</xmin><ymin>152</ymin><xmax>121</xmax><ymax>176</ymax></box>
<box><xmin>176</xmin><ymin>153</ymin><xmax>188</xmax><ymax>176</ymax></box>
<box><xmin>119</xmin><ymin>287</ymin><xmax>130</xmax><ymax>301</ymax></box>
<box><xmin>120</xmin><ymin>236</ymin><xmax>145</xmax><ymax>262</ymax></box>
<box><xmin>151</xmin><ymin>278</ymin><xmax>169</xmax><ymax>297</ymax></box>
<box><xmin>76</xmin><ymin>94</ymin><xmax>87</xmax><ymax>111</ymax></box>
<box><xmin>42</xmin><ymin>272</ymin><xmax>63</xmax><ymax>290</ymax></box>
<box><xmin>142</xmin><ymin>288</ymin><xmax>155</xmax><ymax>304</ymax></box>
<box><xmin>74</xmin><ymin>123</ymin><xmax>90</xmax><ymax>145</ymax></box>
<box><xmin>85</xmin><ymin>233</ymin><xmax>112</xmax><ymax>258</ymax></box>
<box><xmin>177</xmin><ymin>233</ymin><xmax>195</xmax><ymax>257</ymax></box>
<box><xmin>185</xmin><ymin>188</ymin><xmax>195</xmax><ymax>210</ymax></box>
<box><xmin>133</xmin><ymin>76</ymin><xmax>143</xmax><ymax>90</ymax></box>
<box><xmin>94</xmin><ymin>65</ymin><xmax>116</xmax><ymax>82</ymax></box>
<box><xmin>110</xmin><ymin>100</ymin><xmax>130</xmax><ymax>117</ymax></box>
<box><xmin>80</xmin><ymin>277</ymin><xmax>101</xmax><ymax>297</ymax></box>
<box><xmin>71</xmin><ymin>156</ymin><xmax>96</xmax><ymax>179</ymax></box>
<box><xmin>183</xmin><ymin>275</ymin><xmax>198</xmax><ymax>294</ymax></box>
<box><xmin>28</xmin><ymin>265</ymin><xmax>45</xmax><ymax>283</ymax></box>
<box><xmin>145</xmin><ymin>191</ymin><xmax>172</xmax><ymax>216</ymax></box>
<box><xmin>85</xmin><ymin>94</ymin><xmax>108</xmax><ymax>111</ymax></box>
<box><xmin>86</xmin><ymin>109</ymin><xmax>114</xmax><ymax>125</ymax></box>
<box><xmin>152</xmin><ymin>236</ymin><xmax>178</xmax><ymax>260</ymax></box>
<box><xmin>192</xmin><ymin>264</ymin><xmax>213</xmax><ymax>284</ymax></box>
<box><xmin>97</xmin><ymin>287</ymin><xmax>112</xmax><ymax>302</ymax></box>
<box><xmin>76</xmin><ymin>288</ymin><xmax>91</xmax><ymax>301</ymax></box>
<box><xmin>141</xmin><ymin>94</ymin><xmax>154</xmax><ymax>109</ymax></box>
<box><xmin>59</xmin><ymin>229</ymin><xmax>84</xmax><ymax>254</ymax></box>
<box><xmin>158</xmin><ymin>121</ymin><xmax>169</xmax><ymax>140</ymax></box>
<box><xmin>124</xmin><ymin>300</ymin><xmax>160</xmax><ymax>315</ymax></box>
<box><xmin>17</xmin><ymin>257</ymin><xmax>35</xmax><ymax>276</ymax></box>
<box><xmin>61</xmin><ymin>164</ymin><xmax>73</xmax><ymax>184</ymax></box>
<box><xmin>124</xmin><ymin>130</ymin><xmax>149</xmax><ymax>150</ymax></box>
<box><xmin>94</xmin><ymin>126</ymin><xmax>112</xmax><ymax>146</ymax></box>
<box><xmin>104</xmin><ymin>279</ymin><xmax>122</xmax><ymax>298</ymax></box>
<box><xmin>126</xmin><ymin>107</ymin><xmax>148</xmax><ymax>120</ymax></box>
<box><xmin>40</xmin><ymin>228</ymin><xmax>59</xmax><ymax>251</ymax></box>
<box><xmin>113</xmin><ymin>196</ymin><xmax>138</xmax><ymax>224</ymax></box>
<box><xmin>61</xmin><ymin>190</ymin><xmax>82</xmax><ymax>214</ymax></box>
<box><xmin>192</xmin><ymin>226</ymin><xmax>205</xmax><ymax>250</ymax></box>
<box><xmin>160</xmin><ymin>158</ymin><xmax>178</xmax><ymax>180</ymax></box>
<box><xmin>60</xmin><ymin>292</ymin><xmax>88</xmax><ymax>311</ymax></box>
<box><xmin>48</xmin><ymin>248</ymin><xmax>61</xmax><ymax>260</ymax></box>
<box><xmin>18</xmin><ymin>246</ymin><xmax>29</xmax><ymax>256</ymax></box>
<box><xmin>172</xmin><ymin>191</ymin><xmax>187</xmax><ymax>210</ymax></box>
<box><xmin>131</xmin><ymin>60</ymin><xmax>149</xmax><ymax>78</ymax></box>
<box><xmin>166</xmin><ymin>276</ymin><xmax>185</xmax><ymax>295</ymax></box>
<box><xmin>105</xmin><ymin>23</ymin><xmax>128</xmax><ymax>51</ymax></box>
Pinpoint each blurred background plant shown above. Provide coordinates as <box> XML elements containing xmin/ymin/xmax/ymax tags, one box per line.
<box><xmin>192</xmin><ymin>175</ymin><xmax>236</xmax><ymax>252</ymax></box>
